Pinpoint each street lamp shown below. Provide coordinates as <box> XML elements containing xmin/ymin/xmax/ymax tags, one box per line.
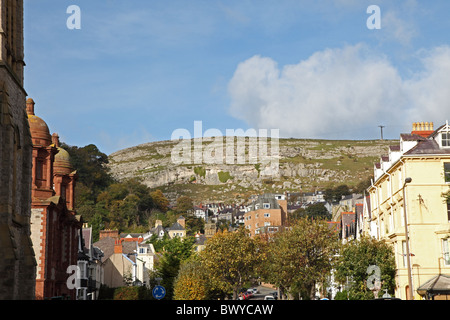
<box><xmin>402</xmin><ymin>177</ymin><xmax>414</xmax><ymax>300</ymax></box>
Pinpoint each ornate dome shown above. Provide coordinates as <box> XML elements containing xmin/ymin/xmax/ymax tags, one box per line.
<box><xmin>26</xmin><ymin>98</ymin><xmax>52</xmax><ymax>146</ymax></box>
<box><xmin>52</xmin><ymin>133</ymin><xmax>73</xmax><ymax>175</ymax></box>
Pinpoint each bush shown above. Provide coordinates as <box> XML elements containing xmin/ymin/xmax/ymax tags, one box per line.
<box><xmin>113</xmin><ymin>286</ymin><xmax>152</xmax><ymax>300</ymax></box>
<box><xmin>218</xmin><ymin>171</ymin><xmax>233</xmax><ymax>183</ymax></box>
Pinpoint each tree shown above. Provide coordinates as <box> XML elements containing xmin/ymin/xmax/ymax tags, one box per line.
<box><xmin>150</xmin><ymin>189</ymin><xmax>169</xmax><ymax>212</ymax></box>
<box><xmin>263</xmin><ymin>218</ymin><xmax>340</xmax><ymax>299</ymax></box>
<box><xmin>62</xmin><ymin>142</ymin><xmax>113</xmax><ymax>202</ymax></box>
<box><xmin>324</xmin><ymin>184</ymin><xmax>351</xmax><ymax>202</ymax></box>
<box><xmin>291</xmin><ymin>203</ymin><xmax>331</xmax><ymax>222</ymax></box>
<box><xmin>334</xmin><ymin>236</ymin><xmax>396</xmax><ymax>300</ymax></box>
<box><xmin>199</xmin><ymin>228</ymin><xmax>265</xmax><ymax>299</ymax></box>
<box><xmin>152</xmin><ymin>236</ymin><xmax>196</xmax><ymax>300</ymax></box>
<box><xmin>173</xmin><ymin>256</ymin><xmax>210</xmax><ymax>300</ymax></box>
<box><xmin>175</xmin><ymin>196</ymin><xmax>194</xmax><ymax>214</ymax></box>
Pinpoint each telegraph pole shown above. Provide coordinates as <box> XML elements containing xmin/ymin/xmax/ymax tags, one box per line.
<box><xmin>378</xmin><ymin>125</ymin><xmax>385</xmax><ymax>140</ymax></box>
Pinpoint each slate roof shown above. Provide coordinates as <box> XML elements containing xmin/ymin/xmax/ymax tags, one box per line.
<box><xmin>248</xmin><ymin>194</ymin><xmax>281</xmax><ymax>211</ymax></box>
<box><xmin>167</xmin><ymin>221</ymin><xmax>185</xmax><ymax>231</ymax></box>
<box><xmin>93</xmin><ymin>237</ymin><xmax>138</xmax><ymax>262</ymax></box>
<box><xmin>404</xmin><ymin>139</ymin><xmax>450</xmax><ymax>155</ymax></box>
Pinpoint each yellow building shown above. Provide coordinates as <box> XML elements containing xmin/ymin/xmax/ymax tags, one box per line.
<box><xmin>367</xmin><ymin>122</ymin><xmax>450</xmax><ymax>300</ymax></box>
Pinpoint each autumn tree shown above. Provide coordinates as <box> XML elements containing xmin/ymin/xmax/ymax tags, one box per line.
<box><xmin>150</xmin><ymin>189</ymin><xmax>169</xmax><ymax>212</ymax></box>
<box><xmin>199</xmin><ymin>228</ymin><xmax>266</xmax><ymax>299</ymax></box>
<box><xmin>334</xmin><ymin>236</ymin><xmax>396</xmax><ymax>300</ymax></box>
<box><xmin>173</xmin><ymin>256</ymin><xmax>210</xmax><ymax>300</ymax></box>
<box><xmin>263</xmin><ymin>218</ymin><xmax>340</xmax><ymax>299</ymax></box>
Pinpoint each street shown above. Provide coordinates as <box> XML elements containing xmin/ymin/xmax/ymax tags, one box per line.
<box><xmin>248</xmin><ymin>285</ymin><xmax>278</xmax><ymax>300</ymax></box>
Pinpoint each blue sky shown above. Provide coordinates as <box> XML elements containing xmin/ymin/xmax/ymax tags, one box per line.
<box><xmin>24</xmin><ymin>1</ymin><xmax>450</xmax><ymax>155</ymax></box>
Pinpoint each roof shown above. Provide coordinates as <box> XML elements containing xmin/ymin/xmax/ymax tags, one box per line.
<box><xmin>93</xmin><ymin>237</ymin><xmax>138</xmax><ymax>261</ymax></box>
<box><xmin>167</xmin><ymin>221</ymin><xmax>185</xmax><ymax>231</ymax></box>
<box><xmin>404</xmin><ymin>139</ymin><xmax>450</xmax><ymax>156</ymax></box>
<box><xmin>249</xmin><ymin>194</ymin><xmax>281</xmax><ymax>211</ymax></box>
<box><xmin>417</xmin><ymin>274</ymin><xmax>450</xmax><ymax>295</ymax></box>
<box><xmin>400</xmin><ymin>133</ymin><xmax>427</xmax><ymax>141</ymax></box>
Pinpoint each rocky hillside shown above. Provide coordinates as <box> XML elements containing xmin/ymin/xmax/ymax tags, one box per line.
<box><xmin>107</xmin><ymin>137</ymin><xmax>396</xmax><ymax>204</ymax></box>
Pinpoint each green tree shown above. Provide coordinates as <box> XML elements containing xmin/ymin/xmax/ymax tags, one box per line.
<box><xmin>152</xmin><ymin>236</ymin><xmax>196</xmax><ymax>300</ymax></box>
<box><xmin>291</xmin><ymin>203</ymin><xmax>331</xmax><ymax>221</ymax></box>
<box><xmin>62</xmin><ymin>142</ymin><xmax>113</xmax><ymax>203</ymax></box>
<box><xmin>176</xmin><ymin>196</ymin><xmax>193</xmax><ymax>214</ymax></box>
<box><xmin>334</xmin><ymin>236</ymin><xmax>396</xmax><ymax>300</ymax></box>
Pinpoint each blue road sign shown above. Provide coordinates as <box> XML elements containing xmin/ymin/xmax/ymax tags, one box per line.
<box><xmin>152</xmin><ymin>285</ymin><xmax>166</xmax><ymax>300</ymax></box>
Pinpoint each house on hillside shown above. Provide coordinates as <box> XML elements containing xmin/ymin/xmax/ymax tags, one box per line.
<box><xmin>167</xmin><ymin>216</ymin><xmax>186</xmax><ymax>238</ymax></box>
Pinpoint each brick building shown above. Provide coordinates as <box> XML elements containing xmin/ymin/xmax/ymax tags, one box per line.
<box><xmin>27</xmin><ymin>98</ymin><xmax>82</xmax><ymax>299</ymax></box>
<box><xmin>0</xmin><ymin>0</ymin><xmax>36</xmax><ymax>299</ymax></box>
<box><xmin>244</xmin><ymin>193</ymin><xmax>288</xmax><ymax>237</ymax></box>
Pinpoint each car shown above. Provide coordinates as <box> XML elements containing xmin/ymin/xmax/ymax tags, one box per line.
<box><xmin>264</xmin><ymin>295</ymin><xmax>275</xmax><ymax>300</ymax></box>
<box><xmin>251</xmin><ymin>288</ymin><xmax>259</xmax><ymax>294</ymax></box>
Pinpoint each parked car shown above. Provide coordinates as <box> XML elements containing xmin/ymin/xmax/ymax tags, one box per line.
<box><xmin>264</xmin><ymin>295</ymin><xmax>275</xmax><ymax>300</ymax></box>
<box><xmin>251</xmin><ymin>288</ymin><xmax>259</xmax><ymax>294</ymax></box>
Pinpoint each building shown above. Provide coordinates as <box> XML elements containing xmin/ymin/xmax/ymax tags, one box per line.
<box><xmin>135</xmin><ymin>242</ymin><xmax>156</xmax><ymax>288</ymax></box>
<box><xmin>94</xmin><ymin>233</ymin><xmax>137</xmax><ymax>288</ymax></box>
<box><xmin>79</xmin><ymin>225</ymin><xmax>104</xmax><ymax>300</ymax></box>
<box><xmin>27</xmin><ymin>98</ymin><xmax>83</xmax><ymax>299</ymax></box>
<box><xmin>244</xmin><ymin>193</ymin><xmax>288</xmax><ymax>237</ymax></box>
<box><xmin>367</xmin><ymin>121</ymin><xmax>450</xmax><ymax>300</ymax></box>
<box><xmin>0</xmin><ymin>0</ymin><xmax>36</xmax><ymax>300</ymax></box>
<box><xmin>167</xmin><ymin>216</ymin><xmax>186</xmax><ymax>238</ymax></box>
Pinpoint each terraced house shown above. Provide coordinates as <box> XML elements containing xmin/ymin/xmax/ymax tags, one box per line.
<box><xmin>367</xmin><ymin>121</ymin><xmax>450</xmax><ymax>300</ymax></box>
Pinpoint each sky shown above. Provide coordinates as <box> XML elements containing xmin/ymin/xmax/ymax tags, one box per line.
<box><xmin>23</xmin><ymin>0</ymin><xmax>450</xmax><ymax>155</ymax></box>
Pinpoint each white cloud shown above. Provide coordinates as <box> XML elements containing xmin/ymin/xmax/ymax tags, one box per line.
<box><xmin>227</xmin><ymin>44</ymin><xmax>450</xmax><ymax>139</ymax></box>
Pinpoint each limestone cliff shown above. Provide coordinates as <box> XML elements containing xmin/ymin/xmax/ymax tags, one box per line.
<box><xmin>107</xmin><ymin>137</ymin><xmax>395</xmax><ymax>203</ymax></box>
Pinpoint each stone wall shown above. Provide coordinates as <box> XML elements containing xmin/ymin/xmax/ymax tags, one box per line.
<box><xmin>0</xmin><ymin>0</ymin><xmax>36</xmax><ymax>300</ymax></box>
<box><xmin>0</xmin><ymin>65</ymin><xmax>35</xmax><ymax>299</ymax></box>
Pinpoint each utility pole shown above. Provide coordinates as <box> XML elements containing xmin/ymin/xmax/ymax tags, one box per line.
<box><xmin>378</xmin><ymin>125</ymin><xmax>385</xmax><ymax>140</ymax></box>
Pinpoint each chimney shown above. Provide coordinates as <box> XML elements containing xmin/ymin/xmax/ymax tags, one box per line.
<box><xmin>99</xmin><ymin>229</ymin><xmax>119</xmax><ymax>240</ymax></box>
<box><xmin>177</xmin><ymin>216</ymin><xmax>185</xmax><ymax>228</ymax></box>
<box><xmin>114</xmin><ymin>239</ymin><xmax>123</xmax><ymax>254</ymax></box>
<box><xmin>52</xmin><ymin>133</ymin><xmax>60</xmax><ymax>147</ymax></box>
<box><xmin>26</xmin><ymin>98</ymin><xmax>35</xmax><ymax>115</ymax></box>
<box><xmin>411</xmin><ymin>121</ymin><xmax>434</xmax><ymax>138</ymax></box>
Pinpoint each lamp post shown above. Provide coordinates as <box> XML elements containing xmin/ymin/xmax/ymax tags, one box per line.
<box><xmin>402</xmin><ymin>177</ymin><xmax>414</xmax><ymax>300</ymax></box>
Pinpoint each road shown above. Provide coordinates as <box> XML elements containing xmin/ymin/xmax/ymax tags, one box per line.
<box><xmin>248</xmin><ymin>285</ymin><xmax>278</xmax><ymax>300</ymax></box>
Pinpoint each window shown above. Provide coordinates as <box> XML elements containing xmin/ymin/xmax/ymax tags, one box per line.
<box><xmin>442</xmin><ymin>132</ymin><xmax>450</xmax><ymax>147</ymax></box>
<box><xmin>264</xmin><ymin>213</ymin><xmax>270</xmax><ymax>218</ymax></box>
<box><xmin>263</xmin><ymin>203</ymin><xmax>270</xmax><ymax>209</ymax></box>
<box><xmin>402</xmin><ymin>241</ymin><xmax>407</xmax><ymax>267</ymax></box>
<box><xmin>264</xmin><ymin>222</ymin><xmax>271</xmax><ymax>227</ymax></box>
<box><xmin>61</xmin><ymin>185</ymin><xmax>66</xmax><ymax>200</ymax></box>
<box><xmin>447</xmin><ymin>202</ymin><xmax>450</xmax><ymax>222</ymax></box>
<box><xmin>443</xmin><ymin>239</ymin><xmax>450</xmax><ymax>266</ymax></box>
<box><xmin>36</xmin><ymin>160</ymin><xmax>43</xmax><ymax>180</ymax></box>
<box><xmin>445</xmin><ymin>163</ymin><xmax>450</xmax><ymax>183</ymax></box>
